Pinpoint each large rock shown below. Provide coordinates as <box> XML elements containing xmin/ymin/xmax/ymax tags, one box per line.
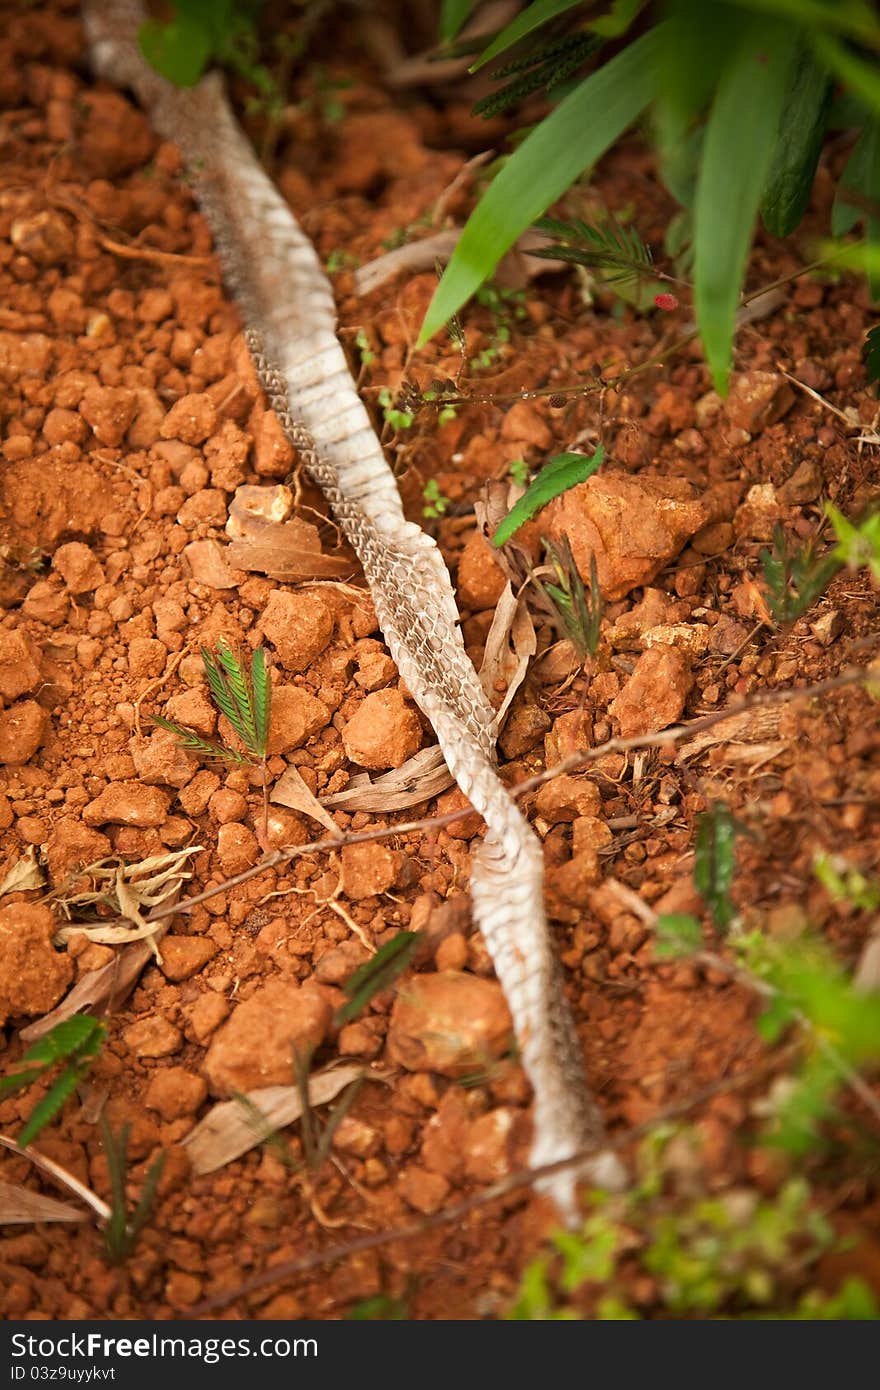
<box><xmin>83</xmin><ymin>782</ymin><xmax>171</xmax><ymax>828</ymax></box>
<box><xmin>202</xmin><ymin>979</ymin><xmax>332</xmax><ymax>1094</ymax></box>
<box><xmin>546</xmin><ymin>472</ymin><xmax>718</xmax><ymax>600</ymax></box>
<box><xmin>387</xmin><ymin>971</ymin><xmax>513</xmax><ymax>1077</ymax></box>
<box><xmin>0</xmin><ymin>903</ymin><xmax>72</xmax><ymax>1024</ymax></box>
<box><xmin>258</xmin><ymin>590</ymin><xmax>333</xmax><ymax>672</ymax></box>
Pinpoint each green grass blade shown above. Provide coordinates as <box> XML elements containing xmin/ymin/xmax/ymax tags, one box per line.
<box><xmin>334</xmin><ymin>933</ymin><xmax>420</xmax><ymax>1027</ymax></box>
<box><xmin>418</xmin><ymin>26</ymin><xmax>665</xmax><ymax>346</ymax></box>
<box><xmin>694</xmin><ymin>20</ymin><xmax>797</xmax><ymax>394</ymax></box>
<box><xmin>470</xmin><ymin>0</ymin><xmax>586</xmax><ymax>72</ymax></box>
<box><xmin>215</xmin><ymin>642</ymin><xmax>258</xmax><ymax>751</ymax></box>
<box><xmin>441</xmin><ymin>0</ymin><xmax>478</xmax><ymax>42</ymax></box>
<box><xmin>492</xmin><ymin>446</ymin><xmax>604</xmax><ymax>548</ymax></box>
<box><xmin>251</xmin><ymin>646</ymin><xmax>271</xmax><ymax>758</ymax></box>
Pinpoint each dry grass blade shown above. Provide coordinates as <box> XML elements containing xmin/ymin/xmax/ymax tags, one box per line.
<box><xmin>182</xmin><ymin>1065</ymin><xmax>367</xmax><ymax>1175</ymax></box>
<box><xmin>226</xmin><ymin>484</ymin><xmax>353</xmax><ymax>580</ymax></box>
<box><xmin>478</xmin><ymin>580</ymin><xmax>536</xmax><ymax>727</ymax></box>
<box><xmin>0</xmin><ymin>846</ymin><xmax>45</xmax><ymax>896</ymax></box>
<box><xmin>0</xmin><ymin>1179</ymin><xmax>87</xmax><ymax>1224</ymax></box>
<box><xmin>0</xmin><ymin>1135</ymin><xmax>111</xmax><ymax>1221</ymax></box>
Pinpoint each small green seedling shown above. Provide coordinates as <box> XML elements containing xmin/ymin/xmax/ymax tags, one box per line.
<box><xmin>422</xmin><ymin>478</ymin><xmax>450</xmax><ymax>520</ymax></box>
<box><xmin>493</xmin><ymin>445</ymin><xmax>604</xmax><ymax>548</ymax></box>
<box><xmin>154</xmin><ymin>641</ymin><xmax>271</xmax><ymax>845</ymax></box>
<box><xmin>236</xmin><ymin>1044</ymin><xmax>363</xmax><ymax>1177</ymax></box>
<box><xmin>101</xmin><ymin>1117</ymin><xmax>166</xmax><ymax>1265</ymax></box>
<box><xmin>536</xmin><ymin>540</ymin><xmax>603</xmax><ymax>662</ymax></box>
<box><xmin>334</xmin><ymin>932</ymin><xmax>419</xmax><ymax>1028</ymax></box>
<box><xmin>355</xmin><ymin>327</ymin><xmax>375</xmax><ymax>368</ymax></box>
<box><xmin>378</xmin><ymin>386</ymin><xmax>414</xmax><ymax>432</ymax></box>
<box><xmin>1</xmin><ymin>1017</ymin><xmax>106</xmax><ymax>1147</ymax></box>
<box><xmin>694</xmin><ymin>802</ymin><xmax>742</xmax><ymax>931</ymax></box>
<box><xmin>826</xmin><ymin>504</ymin><xmax>880</xmax><ymax>586</ymax></box>
<box><xmin>759</xmin><ymin>524</ymin><xmax>841</xmax><ymax>625</ymax></box>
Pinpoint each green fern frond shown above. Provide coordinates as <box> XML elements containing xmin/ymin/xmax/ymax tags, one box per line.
<box><xmin>201</xmin><ymin>646</ymin><xmax>242</xmax><ymax>730</ymax></box>
<box><xmin>251</xmin><ymin>646</ymin><xmax>271</xmax><ymax>758</ymax></box>
<box><xmin>532</xmin><ymin>214</ymin><xmax>653</xmax><ymax>289</ymax></box>
<box><xmin>150</xmin><ymin>715</ymin><xmax>249</xmax><ymax>764</ymax></box>
<box><xmin>215</xmin><ymin>640</ymin><xmax>259</xmax><ymax>750</ymax></box>
<box><xmin>473</xmin><ymin>32</ymin><xmax>602</xmax><ymax>118</ymax></box>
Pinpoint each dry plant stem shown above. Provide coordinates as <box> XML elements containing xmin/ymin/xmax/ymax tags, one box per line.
<box><xmin>189</xmin><ymin>1046</ymin><xmax>795</xmax><ymax>1316</ymax></box>
<box><xmin>143</xmin><ymin>659</ymin><xmax>876</xmax><ymax>925</ymax></box>
<box><xmin>0</xmin><ymin>1135</ymin><xmax>111</xmax><ymax>1223</ymax></box>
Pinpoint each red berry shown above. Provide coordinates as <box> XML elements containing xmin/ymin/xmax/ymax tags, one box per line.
<box><xmin>654</xmin><ymin>293</ymin><xmax>679</xmax><ymax>312</ymax></box>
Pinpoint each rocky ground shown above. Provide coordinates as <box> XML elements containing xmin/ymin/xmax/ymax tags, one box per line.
<box><xmin>0</xmin><ymin>1</ymin><xmax>878</xmax><ymax>1320</ymax></box>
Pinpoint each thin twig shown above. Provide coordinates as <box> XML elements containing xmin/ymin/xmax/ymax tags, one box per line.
<box><xmin>134</xmin><ymin>658</ymin><xmax>876</xmax><ymax>925</ymax></box>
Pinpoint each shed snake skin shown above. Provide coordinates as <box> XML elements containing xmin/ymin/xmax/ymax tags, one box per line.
<box><xmin>84</xmin><ymin>0</ymin><xmax>625</xmax><ymax>1220</ymax></box>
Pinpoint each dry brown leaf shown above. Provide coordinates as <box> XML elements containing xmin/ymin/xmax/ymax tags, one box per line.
<box><xmin>183</xmin><ymin>1064</ymin><xmax>367</xmax><ymax>1175</ymax></box>
<box><xmin>0</xmin><ymin>1179</ymin><xmax>86</xmax><ymax>1224</ymax></box>
<box><xmin>0</xmin><ymin>1135</ymin><xmax>110</xmax><ymax>1220</ymax></box>
<box><xmin>321</xmin><ymin>745</ymin><xmax>453</xmax><ymax>812</ymax></box>
<box><xmin>676</xmin><ymin>705</ymin><xmax>783</xmax><ymax>762</ymax></box>
<box><xmin>0</xmin><ymin>846</ymin><xmax>45</xmax><ymax>897</ymax></box>
<box><xmin>226</xmin><ymin>484</ymin><xmax>353</xmax><ymax>580</ymax></box>
<box><xmin>479</xmin><ymin>581</ymin><xmax>537</xmax><ymax>726</ymax></box>
<box><xmin>271</xmin><ymin>762</ymin><xmax>342</xmax><ymax>836</ymax></box>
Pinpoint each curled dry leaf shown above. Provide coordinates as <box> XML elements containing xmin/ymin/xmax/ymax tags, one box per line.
<box><xmin>271</xmin><ymin>762</ymin><xmax>342</xmax><ymax>836</ymax></box>
<box><xmin>51</xmin><ymin>848</ymin><xmax>202</xmax><ymax>962</ymax></box>
<box><xmin>226</xmin><ymin>484</ymin><xmax>353</xmax><ymax>580</ymax></box>
<box><xmin>0</xmin><ymin>1179</ymin><xmax>86</xmax><ymax>1224</ymax></box>
<box><xmin>0</xmin><ymin>845</ymin><xmax>45</xmax><ymax>897</ymax></box>
<box><xmin>321</xmin><ymin>744</ymin><xmax>454</xmax><ymax>812</ymax></box>
<box><xmin>183</xmin><ymin>1064</ymin><xmax>367</xmax><ymax>1175</ymax></box>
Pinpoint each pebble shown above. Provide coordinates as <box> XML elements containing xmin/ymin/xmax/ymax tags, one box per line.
<box><xmin>123</xmin><ymin>1015</ymin><xmax>183</xmax><ymax>1059</ymax></box>
<box><xmin>0</xmin><ymin>631</ymin><xmax>42</xmax><ymax>701</ymax></box>
<box><xmin>259</xmin><ymin>589</ymin><xmax>334</xmax><ymax>672</ymax></box>
<box><xmin>340</xmin><ymin>842</ymin><xmax>404</xmax><ymax>899</ymax></box>
<box><xmin>202</xmin><ymin>979</ymin><xmax>332</xmax><ymax>1093</ymax></box>
<box><xmin>52</xmin><ymin>541</ymin><xmax>104</xmax><ymax>594</ymax></box>
<box><xmin>144</xmin><ymin>1067</ymin><xmax>208</xmax><ymax>1122</ymax></box>
<box><xmin>387</xmin><ymin>971</ymin><xmax>513</xmax><ymax>1077</ymax></box>
<box><xmin>83</xmin><ymin>782</ymin><xmax>171</xmax><ymax>828</ymax></box>
<box><xmin>724</xmin><ymin>370</ymin><xmax>794</xmax><ymax>434</ymax></box>
<box><xmin>0</xmin><ymin>902</ymin><xmax>72</xmax><ymax>1024</ymax></box>
<box><xmin>609</xmin><ymin>647</ymin><xmax>692</xmax><ymax>737</ymax></box>
<box><xmin>399</xmin><ymin>1164</ymin><xmax>450</xmax><ymax>1214</ymax></box>
<box><xmin>267</xmin><ymin>686</ymin><xmax>330</xmax><ymax>753</ymax></box>
<box><xmin>456</xmin><ymin>530</ymin><xmax>507</xmax><ymax>610</ymax></box>
<box><xmin>216</xmin><ymin>822</ymin><xmax>260</xmax><ymax>874</ymax></box>
<box><xmin>158</xmin><ymin>936</ymin><xmax>218</xmax><ymax>983</ymax></box>
<box><xmin>341</xmin><ymin>688</ymin><xmax>423</xmax><ymax>769</ymax></box>
<box><xmin>0</xmin><ymin>701</ymin><xmax>47</xmax><ymax>765</ymax></box>
<box><xmin>129</xmin><ymin>731</ymin><xmax>195</xmax><ymax>789</ymax></box>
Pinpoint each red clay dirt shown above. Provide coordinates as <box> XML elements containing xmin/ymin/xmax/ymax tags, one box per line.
<box><xmin>0</xmin><ymin>0</ymin><xmax>878</xmax><ymax>1320</ymax></box>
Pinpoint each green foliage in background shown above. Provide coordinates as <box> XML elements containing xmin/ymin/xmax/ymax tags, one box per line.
<box><xmin>139</xmin><ymin>0</ymin><xmax>271</xmax><ymax>90</ymax></box>
<box><xmin>421</xmin><ymin>0</ymin><xmax>880</xmax><ymax>393</ymax></box>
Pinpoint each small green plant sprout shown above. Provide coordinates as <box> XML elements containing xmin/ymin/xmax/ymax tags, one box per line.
<box><xmin>422</xmin><ymin>478</ymin><xmax>450</xmax><ymax>521</ymax></box>
<box><xmin>826</xmin><ymin>504</ymin><xmax>880</xmax><ymax>586</ymax></box>
<box><xmin>1</xmin><ymin>1017</ymin><xmax>106</xmax><ymax>1148</ymax></box>
<box><xmin>536</xmin><ymin>541</ymin><xmax>603</xmax><ymax>662</ymax></box>
<box><xmin>377</xmin><ymin>386</ymin><xmax>414</xmax><ymax>433</ymax></box>
<box><xmin>813</xmin><ymin>853</ymin><xmax>880</xmax><ymax>913</ymax></box>
<box><xmin>236</xmin><ymin>1044</ymin><xmax>364</xmax><ymax>1178</ymax></box>
<box><xmin>334</xmin><ymin>932</ymin><xmax>419</xmax><ymax>1028</ymax></box>
<box><xmin>759</xmin><ymin>523</ymin><xmax>842</xmax><ymax>625</ymax></box>
<box><xmin>493</xmin><ymin>445</ymin><xmax>604</xmax><ymax>548</ymax></box>
<box><xmin>531</xmin><ymin>213</ymin><xmax>670</xmax><ymax>310</ymax></box>
<box><xmin>862</xmin><ymin>324</ymin><xmax>880</xmax><ymax>395</ymax></box>
<box><xmin>326</xmin><ymin>248</ymin><xmax>360</xmax><ymax>274</ymax></box>
<box><xmin>153</xmin><ymin>641</ymin><xmax>271</xmax><ymax>845</ymax></box>
<box><xmin>354</xmin><ymin>327</ymin><xmax>375</xmax><ymax>368</ymax></box>
<box><xmin>100</xmin><ymin>1116</ymin><xmax>166</xmax><ymax>1265</ymax></box>
<box><xmin>138</xmin><ymin>0</ymin><xmax>273</xmax><ymax>91</ymax></box>
<box><xmin>694</xmin><ymin>801</ymin><xmax>742</xmax><ymax>932</ymax></box>
<box><xmin>508</xmin><ymin>457</ymin><xmax>529</xmax><ymax>487</ymax></box>
<box><xmin>472</xmin><ymin>283</ymin><xmax>528</xmax><ymax>371</ymax></box>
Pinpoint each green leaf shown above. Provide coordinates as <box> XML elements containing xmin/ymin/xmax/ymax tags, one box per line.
<box><xmin>138</xmin><ymin>14</ymin><xmax>214</xmax><ymax>88</ymax></box>
<box><xmin>18</xmin><ymin>1065</ymin><xmax>84</xmax><ymax>1148</ymax></box>
<box><xmin>201</xmin><ymin>646</ymin><xmax>241</xmax><ymax>730</ymax></box>
<box><xmin>14</xmin><ymin>1016</ymin><xmax>104</xmax><ymax>1072</ymax></box>
<box><xmin>334</xmin><ymin>932</ymin><xmax>419</xmax><ymax>1027</ymax></box>
<box><xmin>812</xmin><ymin>31</ymin><xmax>880</xmax><ymax>118</ymax></box>
<box><xmin>831</xmin><ymin>120</ymin><xmax>880</xmax><ymax>300</ymax></box>
<box><xmin>216</xmin><ymin>641</ymin><xmax>258</xmax><ymax>750</ymax></box>
<box><xmin>150</xmin><ymin>715</ymin><xmax>245</xmax><ymax>764</ymax></box>
<box><xmin>694</xmin><ymin>20</ymin><xmax>797</xmax><ymax>394</ymax></box>
<box><xmin>694</xmin><ymin>803</ymin><xmax>740</xmax><ymax>930</ymax></box>
<box><xmin>655</xmin><ymin>913</ymin><xmax>703</xmax><ymax>959</ymax></box>
<box><xmin>761</xmin><ymin>45</ymin><xmax>832</xmax><ymax>238</ymax></box>
<box><xmin>492</xmin><ymin>446</ymin><xmax>603</xmax><ymax>548</ymax></box>
<box><xmin>470</xmin><ymin>0</ymin><xmax>587</xmax><ymax>72</ymax></box>
<box><xmin>418</xmin><ymin>26</ymin><xmax>666</xmax><ymax>346</ymax></box>
<box><xmin>862</xmin><ymin>324</ymin><xmax>880</xmax><ymax>392</ymax></box>
<box><xmin>251</xmin><ymin>646</ymin><xmax>271</xmax><ymax>757</ymax></box>
<box><xmin>441</xmin><ymin>0</ymin><xmax>479</xmax><ymax>42</ymax></box>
